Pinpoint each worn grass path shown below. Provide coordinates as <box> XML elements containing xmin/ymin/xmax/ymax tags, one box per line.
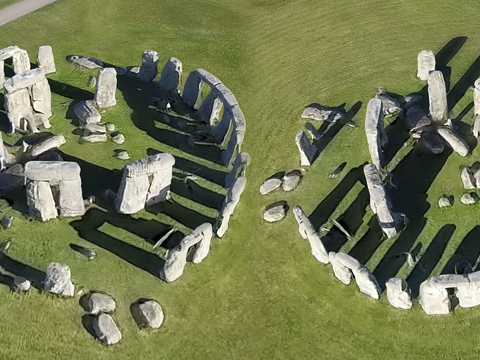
<box><xmin>1</xmin><ymin>0</ymin><xmax>480</xmax><ymax>359</ymax></box>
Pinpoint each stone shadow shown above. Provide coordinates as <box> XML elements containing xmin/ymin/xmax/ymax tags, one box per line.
<box><xmin>441</xmin><ymin>225</ymin><xmax>480</xmax><ymax>274</ymax></box>
<box><xmin>0</xmin><ymin>253</ymin><xmax>45</xmax><ymax>290</ymax></box>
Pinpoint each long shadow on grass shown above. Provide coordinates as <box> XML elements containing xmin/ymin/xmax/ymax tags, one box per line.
<box><xmin>0</xmin><ymin>253</ymin><xmax>45</xmax><ymax>289</ymax></box>
<box><xmin>441</xmin><ymin>225</ymin><xmax>480</xmax><ymax>274</ymax></box>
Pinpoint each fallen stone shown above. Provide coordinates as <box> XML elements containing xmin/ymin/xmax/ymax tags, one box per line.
<box><xmin>116</xmin><ymin>150</ymin><xmax>129</xmax><ymax>160</ymax></box>
<box><xmin>0</xmin><ymin>165</ymin><xmax>24</xmax><ymax>193</ymax></box>
<box><xmin>417</xmin><ymin>50</ymin><xmax>436</xmax><ymax>81</ymax></box>
<box><xmin>404</xmin><ymin>106</ymin><xmax>430</xmax><ymax>131</ymax></box>
<box><xmin>131</xmin><ymin>300</ymin><xmax>164</xmax><ymax>329</ymax></box>
<box><xmin>93</xmin><ymin>313</ymin><xmax>122</xmax><ymax>345</ymax></box>
<box><xmin>74</xmin><ymin>100</ymin><xmax>101</xmax><ymax>125</ymax></box>
<box><xmin>44</xmin><ymin>262</ymin><xmax>74</xmax><ymax>297</ymax></box>
<box><xmin>259</xmin><ymin>177</ymin><xmax>282</xmax><ymax>195</ymax></box>
<box><xmin>437</xmin><ymin>127</ymin><xmax>469</xmax><ymax>156</ymax></box>
<box><xmin>66</xmin><ymin>55</ymin><xmax>103</xmax><ymax>69</ymax></box>
<box><xmin>282</xmin><ymin>171</ymin><xmax>301</xmax><ymax>191</ymax></box>
<box><xmin>1</xmin><ymin>215</ymin><xmax>13</xmax><ymax>229</ymax></box>
<box><xmin>84</xmin><ymin>123</ymin><xmax>106</xmax><ymax>134</ymax></box>
<box><xmin>86</xmin><ymin>293</ymin><xmax>116</xmax><ymax>315</ymax></box>
<box><xmin>461</xmin><ymin>166</ymin><xmax>476</xmax><ymax>189</ymax></box>
<box><xmin>13</xmin><ymin>276</ymin><xmax>30</xmax><ymax>291</ymax></box>
<box><xmin>263</xmin><ymin>202</ymin><xmax>288</xmax><ymax>222</ymax></box>
<box><xmin>461</xmin><ymin>192</ymin><xmax>478</xmax><ymax>205</ymax></box>
<box><xmin>112</xmin><ymin>133</ymin><xmax>125</xmax><ymax>145</ymax></box>
<box><xmin>438</xmin><ymin>195</ymin><xmax>453</xmax><ymax>208</ymax></box>
<box><xmin>37</xmin><ymin>152</ymin><xmax>64</xmax><ymax>162</ymax></box>
<box><xmin>420</xmin><ymin>131</ymin><xmax>444</xmax><ymax>154</ymax></box>
<box><xmin>80</xmin><ymin>134</ymin><xmax>107</xmax><ymax>143</ymax></box>
<box><xmin>105</xmin><ymin>122</ymin><xmax>115</xmax><ymax>132</ymax></box>
<box><xmin>301</xmin><ymin>104</ymin><xmax>345</xmax><ymax>122</ymax></box>
<box><xmin>385</xmin><ymin>277</ymin><xmax>413</xmax><ymax>310</ymax></box>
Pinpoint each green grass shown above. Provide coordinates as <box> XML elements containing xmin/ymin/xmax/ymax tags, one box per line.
<box><xmin>1</xmin><ymin>0</ymin><xmax>480</xmax><ymax>359</ymax></box>
<box><xmin>0</xmin><ymin>0</ymin><xmax>22</xmax><ymax>10</ymax></box>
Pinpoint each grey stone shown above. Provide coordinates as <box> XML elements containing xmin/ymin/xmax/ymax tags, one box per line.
<box><xmin>305</xmin><ymin>122</ymin><xmax>321</xmax><ymax>141</ymax></box>
<box><xmin>0</xmin><ymin>132</ymin><xmax>15</xmax><ymax>166</ymax></box>
<box><xmin>224</xmin><ymin>152</ymin><xmax>250</xmax><ymax>188</ymax></box>
<box><xmin>116</xmin><ymin>150</ymin><xmax>129</xmax><ymax>160</ymax></box>
<box><xmin>58</xmin><ymin>178</ymin><xmax>85</xmax><ymax>217</ymax></box>
<box><xmin>417</xmin><ymin>50</ymin><xmax>436</xmax><ymax>81</ymax></box>
<box><xmin>375</xmin><ymin>89</ymin><xmax>404</xmax><ymax>116</ymax></box>
<box><xmin>84</xmin><ymin>123</ymin><xmax>106</xmax><ymax>134</ymax></box>
<box><xmin>385</xmin><ymin>277</ymin><xmax>412</xmax><ymax>310</ymax></box>
<box><xmin>86</xmin><ymin>293</ymin><xmax>116</xmax><ymax>315</ymax></box>
<box><xmin>0</xmin><ymin>165</ymin><xmax>24</xmax><ymax>193</ymax></box>
<box><xmin>12</xmin><ymin>49</ymin><xmax>30</xmax><ymax>74</ymax></box>
<box><xmin>438</xmin><ymin>196</ymin><xmax>453</xmax><ymax>208</ymax></box>
<box><xmin>428</xmin><ymin>70</ymin><xmax>448</xmax><ymax>122</ymax></box>
<box><xmin>26</xmin><ymin>181</ymin><xmax>57</xmax><ymax>221</ymax></box>
<box><xmin>112</xmin><ymin>133</ymin><xmax>125</xmax><ymax>144</ymax></box>
<box><xmin>259</xmin><ymin>178</ymin><xmax>282</xmax><ymax>195</ymax></box>
<box><xmin>66</xmin><ymin>55</ymin><xmax>103</xmax><ymax>69</ymax></box>
<box><xmin>461</xmin><ymin>192</ymin><xmax>478</xmax><ymax>205</ymax></box>
<box><xmin>461</xmin><ymin>166</ymin><xmax>476</xmax><ymax>189</ymax></box>
<box><xmin>93</xmin><ymin>313</ymin><xmax>122</xmax><ymax>345</ymax></box>
<box><xmin>137</xmin><ymin>50</ymin><xmax>158</xmax><ymax>82</ymax></box>
<box><xmin>475</xmin><ymin>78</ymin><xmax>480</xmax><ymax>117</ymax></box>
<box><xmin>282</xmin><ymin>171</ymin><xmax>301</xmax><ymax>191</ymax></box>
<box><xmin>113</xmin><ymin>67</ymin><xmax>127</xmax><ymax>76</ymax></box>
<box><xmin>105</xmin><ymin>122</ymin><xmax>115</xmax><ymax>132</ymax></box>
<box><xmin>87</xmin><ymin>76</ymin><xmax>96</xmax><ymax>88</ymax></box>
<box><xmin>36</xmin><ymin>45</ymin><xmax>55</xmax><ymax>74</ymax></box>
<box><xmin>215</xmin><ymin>177</ymin><xmax>247</xmax><ymax>238</ymax></box>
<box><xmin>191</xmin><ymin>223</ymin><xmax>213</xmax><ymax>264</ymax></box>
<box><xmin>197</xmin><ymin>91</ymin><xmax>223</xmax><ymax>125</ymax></box>
<box><xmin>3</xmin><ymin>68</ymin><xmax>45</xmax><ymax>94</ymax></box>
<box><xmin>295</xmin><ymin>130</ymin><xmax>317</xmax><ymax>166</ymax></box>
<box><xmin>220</xmin><ymin>106</ymin><xmax>246</xmax><ymax>166</ymax></box>
<box><xmin>30</xmin><ymin>78</ymin><xmax>52</xmax><ymax>118</ymax></box>
<box><xmin>80</xmin><ymin>134</ymin><xmax>108</xmax><ymax>143</ymax></box>
<box><xmin>182</xmin><ymin>71</ymin><xmax>203</xmax><ymax>109</ymax></box>
<box><xmin>25</xmin><ymin>161</ymin><xmax>80</xmax><ymax>182</ymax></box>
<box><xmin>160</xmin><ymin>223</ymin><xmax>213</xmax><ymax>282</ymax></box>
<box><xmin>364</xmin><ymin>164</ymin><xmax>397</xmax><ymax>238</ymax></box>
<box><xmin>44</xmin><ymin>262</ymin><xmax>74</xmax><ymax>297</ymax></box>
<box><xmin>74</xmin><ymin>100</ymin><xmax>101</xmax><ymax>125</ymax></box>
<box><xmin>1</xmin><ymin>215</ymin><xmax>12</xmax><ymax>229</ymax></box>
<box><xmin>365</xmin><ymin>98</ymin><xmax>388</xmax><ymax>168</ymax></box>
<box><xmin>94</xmin><ymin>68</ymin><xmax>117</xmax><ymax>108</ymax></box>
<box><xmin>437</xmin><ymin>127</ymin><xmax>469</xmax><ymax>156</ymax></box>
<box><xmin>158</xmin><ymin>57</ymin><xmax>182</xmax><ymax>92</ymax></box>
<box><xmin>131</xmin><ymin>300</ymin><xmax>164</xmax><ymax>329</ymax></box>
<box><xmin>300</xmin><ymin>105</ymin><xmax>345</xmax><ymax>122</ymax></box>
<box><xmin>473</xmin><ymin>114</ymin><xmax>480</xmax><ymax>139</ymax></box>
<box><xmin>14</xmin><ymin>276</ymin><xmax>30</xmax><ymax>291</ymax></box>
<box><xmin>419</xmin><ymin>274</ymin><xmax>463</xmax><ymax>315</ymax></box>
<box><xmin>328</xmin><ymin>252</ymin><xmax>352</xmax><ymax>284</ymax></box>
<box><xmin>420</xmin><ymin>131</ymin><xmax>444</xmax><ymax>154</ymax></box>
<box><xmin>263</xmin><ymin>202</ymin><xmax>288</xmax><ymax>222</ymax></box>
<box><xmin>329</xmin><ymin>162</ymin><xmax>347</xmax><ymax>179</ymax></box>
<box><xmin>18</xmin><ymin>135</ymin><xmax>66</xmax><ymax>162</ymax></box>
<box><xmin>293</xmin><ymin>205</ymin><xmax>329</xmax><ymax>264</ymax></box>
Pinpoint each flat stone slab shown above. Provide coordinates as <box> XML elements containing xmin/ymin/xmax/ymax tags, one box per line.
<box><xmin>282</xmin><ymin>171</ymin><xmax>301</xmax><ymax>191</ymax></box>
<box><xmin>259</xmin><ymin>178</ymin><xmax>282</xmax><ymax>195</ymax></box>
<box><xmin>66</xmin><ymin>55</ymin><xmax>103</xmax><ymax>69</ymax></box>
<box><xmin>301</xmin><ymin>105</ymin><xmax>345</xmax><ymax>122</ymax></box>
<box><xmin>25</xmin><ymin>161</ymin><xmax>80</xmax><ymax>181</ymax></box>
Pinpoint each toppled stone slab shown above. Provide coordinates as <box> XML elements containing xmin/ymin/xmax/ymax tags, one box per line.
<box><xmin>301</xmin><ymin>104</ymin><xmax>345</xmax><ymax>122</ymax></box>
<box><xmin>80</xmin><ymin>134</ymin><xmax>108</xmax><ymax>143</ymax></box>
<box><xmin>93</xmin><ymin>313</ymin><xmax>122</xmax><ymax>345</ymax></box>
<box><xmin>386</xmin><ymin>277</ymin><xmax>412</xmax><ymax>309</ymax></box>
<box><xmin>437</xmin><ymin>127</ymin><xmax>469</xmax><ymax>156</ymax></box>
<box><xmin>116</xmin><ymin>150</ymin><xmax>129</xmax><ymax>160</ymax></box>
<box><xmin>417</xmin><ymin>50</ymin><xmax>435</xmax><ymax>81</ymax></box>
<box><xmin>461</xmin><ymin>192</ymin><xmax>478</xmax><ymax>205</ymax></box>
<box><xmin>259</xmin><ymin>177</ymin><xmax>282</xmax><ymax>195</ymax></box>
<box><xmin>329</xmin><ymin>162</ymin><xmax>347</xmax><ymax>179</ymax></box>
<box><xmin>66</xmin><ymin>55</ymin><xmax>103</xmax><ymax>69</ymax></box>
<box><xmin>264</xmin><ymin>201</ymin><xmax>288</xmax><ymax>222</ymax></box>
<box><xmin>86</xmin><ymin>293</ymin><xmax>116</xmax><ymax>315</ymax></box>
<box><xmin>44</xmin><ymin>262</ymin><xmax>74</xmax><ymax>297</ymax></box>
<box><xmin>18</xmin><ymin>135</ymin><xmax>66</xmax><ymax>163</ymax></box>
<box><xmin>305</xmin><ymin>122</ymin><xmax>321</xmax><ymax>141</ymax></box>
<box><xmin>0</xmin><ymin>165</ymin><xmax>25</xmax><ymax>193</ymax></box>
<box><xmin>438</xmin><ymin>195</ymin><xmax>453</xmax><ymax>208</ymax></box>
<box><xmin>74</xmin><ymin>100</ymin><xmax>101</xmax><ymax>125</ymax></box>
<box><xmin>282</xmin><ymin>170</ymin><xmax>301</xmax><ymax>191</ymax></box>
<box><xmin>404</xmin><ymin>106</ymin><xmax>430</xmax><ymax>131</ymax></box>
<box><xmin>461</xmin><ymin>166</ymin><xmax>476</xmax><ymax>189</ymax></box>
<box><xmin>131</xmin><ymin>300</ymin><xmax>164</xmax><ymax>329</ymax></box>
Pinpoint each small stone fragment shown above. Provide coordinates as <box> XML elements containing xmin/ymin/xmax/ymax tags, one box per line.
<box><xmin>93</xmin><ymin>313</ymin><xmax>122</xmax><ymax>345</ymax></box>
<box><xmin>461</xmin><ymin>192</ymin><xmax>478</xmax><ymax>205</ymax></box>
<box><xmin>263</xmin><ymin>202</ymin><xmax>288</xmax><ymax>222</ymax></box>
<box><xmin>87</xmin><ymin>76</ymin><xmax>96</xmax><ymax>88</ymax></box>
<box><xmin>111</xmin><ymin>133</ymin><xmax>125</xmax><ymax>145</ymax></box>
<box><xmin>438</xmin><ymin>196</ymin><xmax>453</xmax><ymax>208</ymax></box>
<box><xmin>105</xmin><ymin>122</ymin><xmax>115</xmax><ymax>132</ymax></box>
<box><xmin>1</xmin><ymin>215</ymin><xmax>13</xmax><ymax>229</ymax></box>
<box><xmin>329</xmin><ymin>162</ymin><xmax>347</xmax><ymax>179</ymax></box>
<box><xmin>116</xmin><ymin>150</ymin><xmax>129</xmax><ymax>160</ymax></box>
<box><xmin>461</xmin><ymin>166</ymin><xmax>476</xmax><ymax>189</ymax></box>
<box><xmin>86</xmin><ymin>293</ymin><xmax>116</xmax><ymax>315</ymax></box>
<box><xmin>259</xmin><ymin>178</ymin><xmax>282</xmax><ymax>195</ymax></box>
<box><xmin>70</xmin><ymin>244</ymin><xmax>96</xmax><ymax>259</ymax></box>
<box><xmin>282</xmin><ymin>171</ymin><xmax>301</xmax><ymax>191</ymax></box>
<box><xmin>0</xmin><ymin>240</ymin><xmax>11</xmax><ymax>252</ymax></box>
<box><xmin>131</xmin><ymin>300</ymin><xmax>164</xmax><ymax>329</ymax></box>
<box><xmin>84</xmin><ymin>123</ymin><xmax>106</xmax><ymax>134</ymax></box>
<box><xmin>13</xmin><ymin>276</ymin><xmax>30</xmax><ymax>291</ymax></box>
<box><xmin>80</xmin><ymin>134</ymin><xmax>107</xmax><ymax>143</ymax></box>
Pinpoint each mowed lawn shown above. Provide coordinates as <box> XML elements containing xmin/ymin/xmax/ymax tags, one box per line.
<box><xmin>1</xmin><ymin>0</ymin><xmax>480</xmax><ymax>359</ymax></box>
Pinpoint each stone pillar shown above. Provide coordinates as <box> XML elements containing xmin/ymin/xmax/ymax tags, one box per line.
<box><xmin>3</xmin><ymin>87</ymin><xmax>33</xmax><ymax>132</ymax></box>
<box><xmin>26</xmin><ymin>180</ymin><xmax>57</xmax><ymax>221</ymax></box>
<box><xmin>417</xmin><ymin>50</ymin><xmax>435</xmax><ymax>81</ymax></box>
<box><xmin>137</xmin><ymin>50</ymin><xmax>158</xmax><ymax>82</ymax></box>
<box><xmin>224</xmin><ymin>152</ymin><xmax>251</xmax><ymax>188</ymax></box>
<box><xmin>428</xmin><ymin>70</ymin><xmax>448</xmax><ymax>122</ymax></box>
<box><xmin>365</xmin><ymin>98</ymin><xmax>387</xmax><ymax>169</ymax></box>
<box><xmin>191</xmin><ymin>223</ymin><xmax>213</xmax><ymax>264</ymax></box>
<box><xmin>12</xmin><ymin>49</ymin><xmax>30</xmax><ymax>74</ymax></box>
<box><xmin>329</xmin><ymin>252</ymin><xmax>352</xmax><ymax>284</ymax></box>
<box><xmin>295</xmin><ymin>130</ymin><xmax>317</xmax><ymax>166</ymax></box>
<box><xmin>37</xmin><ymin>45</ymin><xmax>56</xmax><ymax>74</ymax></box>
<box><xmin>0</xmin><ymin>60</ymin><xmax>4</xmax><ymax>84</ymax></box>
<box><xmin>58</xmin><ymin>179</ymin><xmax>85</xmax><ymax>217</ymax></box>
<box><xmin>473</xmin><ymin>79</ymin><xmax>480</xmax><ymax>138</ymax></box>
<box><xmin>158</xmin><ymin>57</ymin><xmax>182</xmax><ymax>92</ymax></box>
<box><xmin>182</xmin><ymin>72</ymin><xmax>203</xmax><ymax>109</ymax></box>
<box><xmin>115</xmin><ymin>175</ymin><xmax>150</xmax><ymax>214</ymax></box>
<box><xmin>30</xmin><ymin>78</ymin><xmax>52</xmax><ymax>117</ymax></box>
<box><xmin>197</xmin><ymin>91</ymin><xmax>223</xmax><ymax>125</ymax></box>
<box><xmin>145</xmin><ymin>167</ymin><xmax>173</xmax><ymax>205</ymax></box>
<box><xmin>385</xmin><ymin>277</ymin><xmax>413</xmax><ymax>310</ymax></box>
<box><xmin>364</xmin><ymin>164</ymin><xmax>397</xmax><ymax>238</ymax></box>
<box><xmin>210</xmin><ymin>108</ymin><xmax>232</xmax><ymax>143</ymax></box>
<box><xmin>214</xmin><ymin>176</ymin><xmax>247</xmax><ymax>238</ymax></box>
<box><xmin>94</xmin><ymin>68</ymin><xmax>117</xmax><ymax>108</ymax></box>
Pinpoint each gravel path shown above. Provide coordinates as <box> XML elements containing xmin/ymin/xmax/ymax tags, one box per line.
<box><xmin>0</xmin><ymin>0</ymin><xmax>57</xmax><ymax>27</ymax></box>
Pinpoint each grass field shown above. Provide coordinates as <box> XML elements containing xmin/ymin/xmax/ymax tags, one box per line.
<box><xmin>2</xmin><ymin>0</ymin><xmax>480</xmax><ymax>359</ymax></box>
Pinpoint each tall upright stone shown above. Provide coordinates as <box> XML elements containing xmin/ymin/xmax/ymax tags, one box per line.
<box><xmin>12</xmin><ymin>49</ymin><xmax>30</xmax><ymax>74</ymax></box>
<box><xmin>36</xmin><ymin>45</ymin><xmax>56</xmax><ymax>74</ymax></box>
<box><xmin>182</xmin><ymin>71</ymin><xmax>203</xmax><ymax>109</ymax></box>
<box><xmin>94</xmin><ymin>68</ymin><xmax>117</xmax><ymax>108</ymax></box>
<box><xmin>428</xmin><ymin>70</ymin><xmax>448</xmax><ymax>122</ymax></box>
<box><xmin>295</xmin><ymin>130</ymin><xmax>317</xmax><ymax>166</ymax></box>
<box><xmin>158</xmin><ymin>57</ymin><xmax>182</xmax><ymax>93</ymax></box>
<box><xmin>417</xmin><ymin>50</ymin><xmax>435</xmax><ymax>81</ymax></box>
<box><xmin>214</xmin><ymin>177</ymin><xmax>247</xmax><ymax>238</ymax></box>
<box><xmin>365</xmin><ymin>98</ymin><xmax>387</xmax><ymax>169</ymax></box>
<box><xmin>137</xmin><ymin>50</ymin><xmax>158</xmax><ymax>82</ymax></box>
<box><xmin>473</xmin><ymin>79</ymin><xmax>480</xmax><ymax>138</ymax></box>
<box><xmin>224</xmin><ymin>152</ymin><xmax>251</xmax><ymax>188</ymax></box>
<box><xmin>197</xmin><ymin>90</ymin><xmax>223</xmax><ymax>125</ymax></box>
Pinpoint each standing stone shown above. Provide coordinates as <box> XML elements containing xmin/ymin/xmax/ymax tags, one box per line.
<box><xmin>328</xmin><ymin>252</ymin><xmax>352</xmax><ymax>284</ymax></box>
<box><xmin>385</xmin><ymin>277</ymin><xmax>413</xmax><ymax>310</ymax></box>
<box><xmin>365</xmin><ymin>98</ymin><xmax>387</xmax><ymax>169</ymax></box>
<box><xmin>191</xmin><ymin>223</ymin><xmax>213</xmax><ymax>264</ymax></box>
<box><xmin>461</xmin><ymin>166</ymin><xmax>476</xmax><ymax>189</ymax></box>
<box><xmin>428</xmin><ymin>70</ymin><xmax>448</xmax><ymax>122</ymax></box>
<box><xmin>364</xmin><ymin>164</ymin><xmax>397</xmax><ymax>238</ymax></box>
<box><xmin>94</xmin><ymin>68</ymin><xmax>117</xmax><ymax>108</ymax></box>
<box><xmin>93</xmin><ymin>313</ymin><xmax>122</xmax><ymax>345</ymax></box>
<box><xmin>0</xmin><ymin>46</ymin><xmax>20</xmax><ymax>83</ymax></box>
<box><xmin>26</xmin><ymin>181</ymin><xmax>57</xmax><ymax>221</ymax></box>
<box><xmin>295</xmin><ymin>130</ymin><xmax>317</xmax><ymax>166</ymax></box>
<box><xmin>215</xmin><ymin>177</ymin><xmax>247</xmax><ymax>238</ymax></box>
<box><xmin>160</xmin><ymin>223</ymin><xmax>213</xmax><ymax>282</ymax></box>
<box><xmin>293</xmin><ymin>205</ymin><xmax>329</xmax><ymax>264</ymax></box>
<box><xmin>131</xmin><ymin>300</ymin><xmax>164</xmax><ymax>329</ymax></box>
<box><xmin>417</xmin><ymin>50</ymin><xmax>435</xmax><ymax>81</ymax></box>
<box><xmin>58</xmin><ymin>179</ymin><xmax>85</xmax><ymax>217</ymax></box>
<box><xmin>30</xmin><ymin>78</ymin><xmax>52</xmax><ymax>118</ymax></box>
<box><xmin>37</xmin><ymin>45</ymin><xmax>56</xmax><ymax>74</ymax></box>
<box><xmin>419</xmin><ymin>275</ymin><xmax>464</xmax><ymax>315</ymax></box>
<box><xmin>12</xmin><ymin>49</ymin><xmax>30</xmax><ymax>74</ymax></box>
<box><xmin>137</xmin><ymin>50</ymin><xmax>158</xmax><ymax>82</ymax></box>
<box><xmin>158</xmin><ymin>57</ymin><xmax>182</xmax><ymax>92</ymax></box>
<box><xmin>224</xmin><ymin>152</ymin><xmax>250</xmax><ymax>188</ymax></box>
<box><xmin>473</xmin><ymin>79</ymin><xmax>480</xmax><ymax>138</ymax></box>
<box><xmin>197</xmin><ymin>90</ymin><xmax>223</xmax><ymax>125</ymax></box>
<box><xmin>182</xmin><ymin>72</ymin><xmax>203</xmax><ymax>109</ymax></box>
<box><xmin>44</xmin><ymin>262</ymin><xmax>75</xmax><ymax>297</ymax></box>
<box><xmin>457</xmin><ymin>271</ymin><xmax>480</xmax><ymax>308</ymax></box>
<box><xmin>436</xmin><ymin>127</ymin><xmax>469</xmax><ymax>156</ymax></box>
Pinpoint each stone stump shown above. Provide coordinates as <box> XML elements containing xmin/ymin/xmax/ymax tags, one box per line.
<box><xmin>94</xmin><ymin>68</ymin><xmax>117</xmax><ymax>108</ymax></box>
